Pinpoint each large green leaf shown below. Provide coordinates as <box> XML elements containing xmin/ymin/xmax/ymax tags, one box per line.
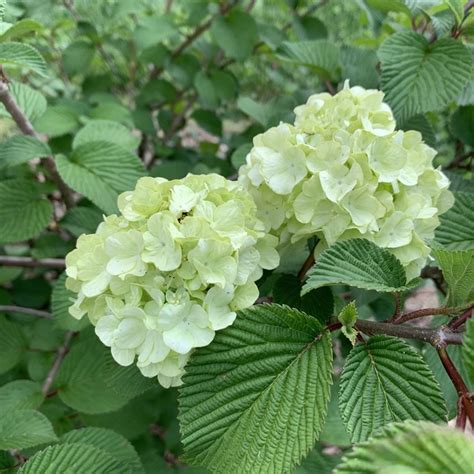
<box><xmin>19</xmin><ymin>443</ymin><xmax>130</xmax><ymax>474</ymax></box>
<box><xmin>0</xmin><ymin>409</ymin><xmax>57</xmax><ymax>450</ymax></box>
<box><xmin>463</xmin><ymin>319</ymin><xmax>474</xmax><ymax>385</ymax></box>
<box><xmin>0</xmin><ymin>135</ymin><xmax>51</xmax><ymax>170</ymax></box>
<box><xmin>451</xmin><ymin>105</ymin><xmax>474</xmax><ymax>146</ymax></box>
<box><xmin>59</xmin><ymin>428</ymin><xmax>144</xmax><ymax>474</ymax></box>
<box><xmin>210</xmin><ymin>10</ymin><xmax>258</xmax><ymax>61</ymax></box>
<box><xmin>60</xmin><ymin>205</ymin><xmax>103</xmax><ymax>237</ymax></box>
<box><xmin>435</xmin><ymin>192</ymin><xmax>474</xmax><ymax>250</ymax></box>
<box><xmin>335</xmin><ymin>421</ymin><xmax>474</xmax><ymax>474</ymax></box>
<box><xmin>0</xmin><ymin>81</ymin><xmax>47</xmax><ymax>122</ymax></box>
<box><xmin>55</xmin><ymin>141</ymin><xmax>145</xmax><ymax>214</ymax></box>
<box><xmin>341</xmin><ymin>46</ymin><xmax>378</xmax><ymax>89</ymax></box>
<box><xmin>62</xmin><ymin>40</ymin><xmax>95</xmax><ymax>76</ymax></box>
<box><xmin>302</xmin><ymin>239</ymin><xmax>415</xmax><ymax>294</ymax></box>
<box><xmin>0</xmin><ymin>315</ymin><xmax>26</xmax><ymax>374</ymax></box>
<box><xmin>0</xmin><ymin>19</ymin><xmax>42</xmax><ymax>43</ymax></box>
<box><xmin>279</xmin><ymin>40</ymin><xmax>341</xmax><ymax>80</ymax></box>
<box><xmin>179</xmin><ymin>304</ymin><xmax>333</xmax><ymax>473</ymax></box>
<box><xmin>0</xmin><ymin>178</ymin><xmax>53</xmax><ymax>244</ymax></box>
<box><xmin>57</xmin><ymin>337</ymin><xmax>129</xmax><ymax>414</ymax></box>
<box><xmin>34</xmin><ymin>105</ymin><xmax>79</xmax><ymax>137</ymax></box>
<box><xmin>73</xmin><ymin>120</ymin><xmax>140</xmax><ymax>152</ymax></box>
<box><xmin>0</xmin><ymin>42</ymin><xmax>46</xmax><ymax>75</ymax></box>
<box><xmin>432</xmin><ymin>247</ymin><xmax>474</xmax><ymax>306</ymax></box>
<box><xmin>339</xmin><ymin>336</ymin><xmax>447</xmax><ymax>443</ymax></box>
<box><xmin>237</xmin><ymin>95</ymin><xmax>296</xmax><ymax>128</ymax></box>
<box><xmin>378</xmin><ymin>32</ymin><xmax>472</xmax><ymax>120</ymax></box>
<box><xmin>0</xmin><ymin>380</ymin><xmax>43</xmax><ymax>414</ymax></box>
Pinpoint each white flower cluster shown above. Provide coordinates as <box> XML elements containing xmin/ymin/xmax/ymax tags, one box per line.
<box><xmin>65</xmin><ymin>174</ymin><xmax>279</xmax><ymax>387</ymax></box>
<box><xmin>238</xmin><ymin>83</ymin><xmax>454</xmax><ymax>280</ymax></box>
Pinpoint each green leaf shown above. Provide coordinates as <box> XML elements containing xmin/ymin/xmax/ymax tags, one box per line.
<box><xmin>463</xmin><ymin>318</ymin><xmax>474</xmax><ymax>384</ymax></box>
<box><xmin>35</xmin><ymin>105</ymin><xmax>80</xmax><ymax>137</ymax></box>
<box><xmin>338</xmin><ymin>301</ymin><xmax>358</xmax><ymax>345</ymax></box>
<box><xmin>231</xmin><ymin>142</ymin><xmax>251</xmax><ymax>169</ymax></box>
<box><xmin>279</xmin><ymin>40</ymin><xmax>341</xmax><ymax>80</ymax></box>
<box><xmin>133</xmin><ymin>16</ymin><xmax>176</xmax><ymax>50</ymax></box>
<box><xmin>435</xmin><ymin>192</ymin><xmax>474</xmax><ymax>250</ymax></box>
<box><xmin>237</xmin><ymin>95</ymin><xmax>296</xmax><ymax>128</ymax></box>
<box><xmin>0</xmin><ymin>178</ymin><xmax>53</xmax><ymax>244</ymax></box>
<box><xmin>446</xmin><ymin>0</ymin><xmax>465</xmax><ymax>24</ymax></box>
<box><xmin>56</xmin><ymin>337</ymin><xmax>130</xmax><ymax>414</ymax></box>
<box><xmin>59</xmin><ymin>428</ymin><xmax>144</xmax><ymax>474</ymax></box>
<box><xmin>55</xmin><ymin>141</ymin><xmax>145</xmax><ymax>214</ymax></box>
<box><xmin>0</xmin><ymin>135</ymin><xmax>51</xmax><ymax>170</ymax></box>
<box><xmin>302</xmin><ymin>239</ymin><xmax>415</xmax><ymax>294</ymax></box>
<box><xmin>272</xmin><ymin>273</ymin><xmax>334</xmax><ymax>323</ymax></box>
<box><xmin>194</xmin><ymin>71</ymin><xmax>218</xmax><ymax>109</ymax></box>
<box><xmin>432</xmin><ymin>247</ymin><xmax>474</xmax><ymax>306</ymax></box>
<box><xmin>364</xmin><ymin>0</ymin><xmax>412</xmax><ymax>16</ymax></box>
<box><xmin>0</xmin><ymin>19</ymin><xmax>42</xmax><ymax>43</ymax></box>
<box><xmin>341</xmin><ymin>46</ymin><xmax>378</xmax><ymax>89</ymax></box>
<box><xmin>451</xmin><ymin>105</ymin><xmax>474</xmax><ymax>146</ymax></box>
<box><xmin>339</xmin><ymin>336</ymin><xmax>447</xmax><ymax>443</ymax></box>
<box><xmin>210</xmin><ymin>10</ymin><xmax>258</xmax><ymax>61</ymax></box>
<box><xmin>19</xmin><ymin>443</ymin><xmax>131</xmax><ymax>474</ymax></box>
<box><xmin>51</xmin><ymin>273</ymin><xmax>89</xmax><ymax>332</ymax></box>
<box><xmin>0</xmin><ymin>380</ymin><xmax>43</xmax><ymax>414</ymax></box>
<box><xmin>60</xmin><ymin>206</ymin><xmax>103</xmax><ymax>237</ymax></box>
<box><xmin>0</xmin><ymin>42</ymin><xmax>47</xmax><ymax>75</ymax></box>
<box><xmin>73</xmin><ymin>120</ymin><xmax>140</xmax><ymax>152</ymax></box>
<box><xmin>378</xmin><ymin>32</ymin><xmax>472</xmax><ymax>120</ymax></box>
<box><xmin>335</xmin><ymin>421</ymin><xmax>474</xmax><ymax>474</ymax></box>
<box><xmin>0</xmin><ymin>409</ymin><xmax>57</xmax><ymax>450</ymax></box>
<box><xmin>62</xmin><ymin>40</ymin><xmax>95</xmax><ymax>76</ymax></box>
<box><xmin>179</xmin><ymin>304</ymin><xmax>333</xmax><ymax>473</ymax></box>
<box><xmin>191</xmin><ymin>109</ymin><xmax>222</xmax><ymax>136</ymax></box>
<box><xmin>31</xmin><ymin>233</ymin><xmax>73</xmax><ymax>259</ymax></box>
<box><xmin>431</xmin><ymin>9</ymin><xmax>456</xmax><ymax>37</ymax></box>
<box><xmin>0</xmin><ymin>1</ymin><xmax>5</xmax><ymax>22</ymax></box>
<box><xmin>210</xmin><ymin>70</ymin><xmax>237</xmax><ymax>101</ymax></box>
<box><xmin>292</xmin><ymin>16</ymin><xmax>328</xmax><ymax>40</ymax></box>
<box><xmin>4</xmin><ymin>82</ymin><xmax>46</xmax><ymax>122</ymax></box>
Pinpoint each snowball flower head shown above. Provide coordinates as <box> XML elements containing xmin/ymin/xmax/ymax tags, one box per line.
<box><xmin>238</xmin><ymin>82</ymin><xmax>454</xmax><ymax>280</ymax></box>
<box><xmin>65</xmin><ymin>174</ymin><xmax>279</xmax><ymax>387</ymax></box>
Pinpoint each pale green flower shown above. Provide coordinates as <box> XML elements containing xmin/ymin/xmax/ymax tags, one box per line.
<box><xmin>66</xmin><ymin>173</ymin><xmax>279</xmax><ymax>388</ymax></box>
<box><xmin>239</xmin><ymin>83</ymin><xmax>453</xmax><ymax>277</ymax></box>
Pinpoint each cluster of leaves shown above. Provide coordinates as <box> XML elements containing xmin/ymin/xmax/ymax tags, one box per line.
<box><xmin>0</xmin><ymin>0</ymin><xmax>473</xmax><ymax>472</ymax></box>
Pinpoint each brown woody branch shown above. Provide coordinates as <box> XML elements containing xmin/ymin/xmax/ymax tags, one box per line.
<box><xmin>0</xmin><ymin>80</ymin><xmax>75</xmax><ymax>208</ymax></box>
<box><xmin>0</xmin><ymin>305</ymin><xmax>52</xmax><ymax>319</ymax></box>
<box><xmin>0</xmin><ymin>255</ymin><xmax>65</xmax><ymax>269</ymax></box>
<box><xmin>42</xmin><ymin>331</ymin><xmax>76</xmax><ymax>396</ymax></box>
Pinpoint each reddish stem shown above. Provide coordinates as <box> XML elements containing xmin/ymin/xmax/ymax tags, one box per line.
<box><xmin>449</xmin><ymin>307</ymin><xmax>473</xmax><ymax>330</ymax></box>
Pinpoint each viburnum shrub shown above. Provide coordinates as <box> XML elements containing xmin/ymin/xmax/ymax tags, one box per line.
<box><xmin>239</xmin><ymin>83</ymin><xmax>454</xmax><ymax>280</ymax></box>
<box><xmin>1</xmin><ymin>1</ymin><xmax>474</xmax><ymax>473</ymax></box>
<box><xmin>65</xmin><ymin>174</ymin><xmax>279</xmax><ymax>387</ymax></box>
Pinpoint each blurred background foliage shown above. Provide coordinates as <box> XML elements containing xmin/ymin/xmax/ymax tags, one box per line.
<box><xmin>0</xmin><ymin>0</ymin><xmax>472</xmax><ymax>472</ymax></box>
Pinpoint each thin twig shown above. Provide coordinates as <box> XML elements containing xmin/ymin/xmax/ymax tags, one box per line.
<box><xmin>437</xmin><ymin>347</ymin><xmax>474</xmax><ymax>426</ymax></box>
<box><xmin>42</xmin><ymin>331</ymin><xmax>76</xmax><ymax>396</ymax></box>
<box><xmin>0</xmin><ymin>305</ymin><xmax>52</xmax><ymax>319</ymax></box>
<box><xmin>0</xmin><ymin>256</ymin><xmax>65</xmax><ymax>268</ymax></box>
<box><xmin>449</xmin><ymin>307</ymin><xmax>473</xmax><ymax>330</ymax></box>
<box><xmin>0</xmin><ymin>80</ymin><xmax>74</xmax><ymax>208</ymax></box>
<box><xmin>150</xmin><ymin>1</ymin><xmax>238</xmax><ymax>79</ymax></box>
<box><xmin>297</xmin><ymin>252</ymin><xmax>315</xmax><ymax>281</ymax></box>
<box><xmin>393</xmin><ymin>306</ymin><xmax>465</xmax><ymax>325</ymax></box>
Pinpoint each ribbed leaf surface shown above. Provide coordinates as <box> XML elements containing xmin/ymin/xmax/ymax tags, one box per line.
<box><xmin>0</xmin><ymin>315</ymin><xmax>26</xmax><ymax>374</ymax></box>
<box><xmin>336</xmin><ymin>421</ymin><xmax>474</xmax><ymax>474</ymax></box>
<box><xmin>19</xmin><ymin>443</ymin><xmax>130</xmax><ymax>473</ymax></box>
<box><xmin>432</xmin><ymin>247</ymin><xmax>474</xmax><ymax>306</ymax></box>
<box><xmin>302</xmin><ymin>239</ymin><xmax>414</xmax><ymax>295</ymax></box>
<box><xmin>0</xmin><ymin>409</ymin><xmax>57</xmax><ymax>450</ymax></box>
<box><xmin>179</xmin><ymin>304</ymin><xmax>333</xmax><ymax>474</ymax></box>
<box><xmin>0</xmin><ymin>179</ymin><xmax>52</xmax><ymax>244</ymax></box>
<box><xmin>279</xmin><ymin>40</ymin><xmax>341</xmax><ymax>80</ymax></box>
<box><xmin>339</xmin><ymin>336</ymin><xmax>447</xmax><ymax>443</ymax></box>
<box><xmin>435</xmin><ymin>192</ymin><xmax>474</xmax><ymax>250</ymax></box>
<box><xmin>378</xmin><ymin>32</ymin><xmax>471</xmax><ymax>120</ymax></box>
<box><xmin>0</xmin><ymin>42</ymin><xmax>46</xmax><ymax>75</ymax></box>
<box><xmin>0</xmin><ymin>135</ymin><xmax>50</xmax><ymax>170</ymax></box>
<box><xmin>60</xmin><ymin>428</ymin><xmax>144</xmax><ymax>473</ymax></box>
<box><xmin>0</xmin><ymin>380</ymin><xmax>43</xmax><ymax>414</ymax></box>
<box><xmin>56</xmin><ymin>141</ymin><xmax>145</xmax><ymax>214</ymax></box>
